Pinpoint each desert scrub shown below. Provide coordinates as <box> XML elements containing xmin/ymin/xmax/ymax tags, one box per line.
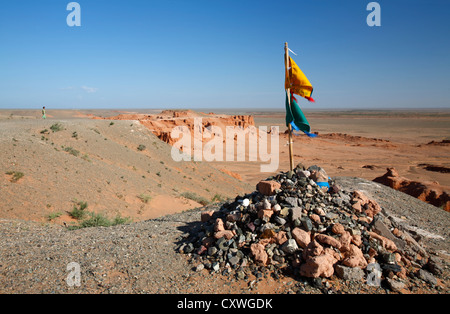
<box><xmin>211</xmin><ymin>194</ymin><xmax>226</xmax><ymax>203</ymax></box>
<box><xmin>138</xmin><ymin>193</ymin><xmax>152</xmax><ymax>203</ymax></box>
<box><xmin>66</xmin><ymin>201</ymin><xmax>131</xmax><ymax>229</ymax></box>
<box><xmin>68</xmin><ymin>201</ymin><xmax>88</xmax><ymax>220</ymax></box>
<box><xmin>137</xmin><ymin>144</ymin><xmax>146</xmax><ymax>151</ymax></box>
<box><xmin>68</xmin><ymin>212</ymin><xmax>131</xmax><ymax>230</ymax></box>
<box><xmin>180</xmin><ymin>192</ymin><xmax>209</xmax><ymax>206</ymax></box>
<box><xmin>50</xmin><ymin>123</ymin><xmax>63</xmax><ymax>132</ymax></box>
<box><xmin>46</xmin><ymin>212</ymin><xmax>63</xmax><ymax>221</ymax></box>
<box><xmin>64</xmin><ymin>146</ymin><xmax>80</xmax><ymax>157</ymax></box>
<box><xmin>6</xmin><ymin>171</ymin><xmax>24</xmax><ymax>183</ymax></box>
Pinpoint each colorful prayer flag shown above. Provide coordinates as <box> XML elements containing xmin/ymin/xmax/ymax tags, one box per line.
<box><xmin>285</xmin><ymin>56</ymin><xmax>315</xmax><ymax>102</ymax></box>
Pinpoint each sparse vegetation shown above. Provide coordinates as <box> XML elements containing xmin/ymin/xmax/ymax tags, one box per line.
<box><xmin>40</xmin><ymin>129</ymin><xmax>49</xmax><ymax>134</ymax></box>
<box><xmin>137</xmin><ymin>144</ymin><xmax>146</xmax><ymax>151</ymax></box>
<box><xmin>64</xmin><ymin>146</ymin><xmax>80</xmax><ymax>157</ymax></box>
<box><xmin>109</xmin><ymin>122</ymin><xmax>114</xmax><ymax>126</ymax></box>
<box><xmin>137</xmin><ymin>193</ymin><xmax>152</xmax><ymax>203</ymax></box>
<box><xmin>68</xmin><ymin>212</ymin><xmax>131</xmax><ymax>230</ymax></box>
<box><xmin>66</xmin><ymin>201</ymin><xmax>130</xmax><ymax>230</ymax></box>
<box><xmin>46</xmin><ymin>212</ymin><xmax>63</xmax><ymax>221</ymax></box>
<box><xmin>81</xmin><ymin>154</ymin><xmax>91</xmax><ymax>162</ymax></box>
<box><xmin>180</xmin><ymin>192</ymin><xmax>209</xmax><ymax>206</ymax></box>
<box><xmin>6</xmin><ymin>171</ymin><xmax>24</xmax><ymax>183</ymax></box>
<box><xmin>68</xmin><ymin>201</ymin><xmax>88</xmax><ymax>220</ymax></box>
<box><xmin>211</xmin><ymin>194</ymin><xmax>226</xmax><ymax>203</ymax></box>
<box><xmin>72</xmin><ymin>131</ymin><xmax>78</xmax><ymax>139</ymax></box>
<box><xmin>50</xmin><ymin>123</ymin><xmax>63</xmax><ymax>132</ymax></box>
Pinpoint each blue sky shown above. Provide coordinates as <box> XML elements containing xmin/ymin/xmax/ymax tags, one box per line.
<box><xmin>0</xmin><ymin>0</ymin><xmax>449</xmax><ymax>109</ymax></box>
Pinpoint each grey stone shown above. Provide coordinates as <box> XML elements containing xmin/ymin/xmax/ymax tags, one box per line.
<box><xmin>284</xmin><ymin>197</ymin><xmax>298</xmax><ymax>207</ymax></box>
<box><xmin>208</xmin><ymin>246</ymin><xmax>218</xmax><ymax>256</ymax></box>
<box><xmin>281</xmin><ymin>239</ymin><xmax>298</xmax><ymax>254</ymax></box>
<box><xmin>301</xmin><ymin>216</ymin><xmax>313</xmax><ymax>231</ymax></box>
<box><xmin>211</xmin><ymin>262</ymin><xmax>220</xmax><ymax>272</ymax></box>
<box><xmin>417</xmin><ymin>269</ymin><xmax>437</xmax><ymax>285</ymax></box>
<box><xmin>385</xmin><ymin>278</ymin><xmax>406</xmax><ymax>292</ymax></box>
<box><xmin>274</xmin><ymin>216</ymin><xmax>286</xmax><ymax>226</ymax></box>
<box><xmin>335</xmin><ymin>265</ymin><xmax>364</xmax><ymax>281</ymax></box>
<box><xmin>195</xmin><ymin>264</ymin><xmax>205</xmax><ymax>272</ymax></box>
<box><xmin>291</xmin><ymin>207</ymin><xmax>302</xmax><ymax>221</ymax></box>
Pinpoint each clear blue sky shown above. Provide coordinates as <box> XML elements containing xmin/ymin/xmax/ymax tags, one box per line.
<box><xmin>0</xmin><ymin>0</ymin><xmax>449</xmax><ymax>109</ymax></box>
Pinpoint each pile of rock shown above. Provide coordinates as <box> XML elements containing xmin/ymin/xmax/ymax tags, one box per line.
<box><xmin>179</xmin><ymin>164</ymin><xmax>442</xmax><ymax>291</ymax></box>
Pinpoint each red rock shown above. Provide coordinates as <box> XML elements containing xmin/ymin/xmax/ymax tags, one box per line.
<box><xmin>351</xmin><ymin>234</ymin><xmax>363</xmax><ymax>247</ymax></box>
<box><xmin>342</xmin><ymin>244</ymin><xmax>368</xmax><ymax>268</ymax></box>
<box><xmin>250</xmin><ymin>243</ymin><xmax>268</xmax><ymax>266</ymax></box>
<box><xmin>201</xmin><ymin>210</ymin><xmax>214</xmax><ymax>223</ymax></box>
<box><xmin>299</xmin><ymin>252</ymin><xmax>337</xmax><ymax>278</ymax></box>
<box><xmin>226</xmin><ymin>213</ymin><xmax>241</xmax><ymax>222</ymax></box>
<box><xmin>256</xmin><ymin>180</ymin><xmax>281</xmax><ymax>196</ymax></box>
<box><xmin>374</xmin><ymin>167</ymin><xmax>450</xmax><ymax>212</ymax></box>
<box><xmin>214</xmin><ymin>218</ymin><xmax>225</xmax><ymax>232</ymax></box>
<box><xmin>274</xmin><ymin>231</ymin><xmax>288</xmax><ymax>245</ymax></box>
<box><xmin>338</xmin><ymin>231</ymin><xmax>352</xmax><ymax>252</ymax></box>
<box><xmin>292</xmin><ymin>228</ymin><xmax>311</xmax><ymax>249</ymax></box>
<box><xmin>302</xmin><ymin>240</ymin><xmax>324</xmax><ymax>259</ymax></box>
<box><xmin>368</xmin><ymin>231</ymin><xmax>397</xmax><ymax>252</ymax></box>
<box><xmin>257</xmin><ymin>209</ymin><xmax>273</xmax><ymax>220</ymax></box>
<box><xmin>310</xmin><ymin>214</ymin><xmax>321</xmax><ymax>223</ymax></box>
<box><xmin>214</xmin><ymin>230</ymin><xmax>235</xmax><ymax>240</ymax></box>
<box><xmin>314</xmin><ymin>234</ymin><xmax>342</xmax><ymax>250</ymax></box>
<box><xmin>331</xmin><ymin>223</ymin><xmax>346</xmax><ymax>235</ymax></box>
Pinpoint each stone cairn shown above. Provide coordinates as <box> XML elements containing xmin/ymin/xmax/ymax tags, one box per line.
<box><xmin>179</xmin><ymin>164</ymin><xmax>442</xmax><ymax>291</ymax></box>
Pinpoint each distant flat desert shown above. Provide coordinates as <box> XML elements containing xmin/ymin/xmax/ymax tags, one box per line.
<box><xmin>1</xmin><ymin>108</ymin><xmax>449</xmax><ymax>224</ymax></box>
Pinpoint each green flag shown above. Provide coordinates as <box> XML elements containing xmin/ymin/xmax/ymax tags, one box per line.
<box><xmin>285</xmin><ymin>92</ymin><xmax>315</xmax><ymax>136</ymax></box>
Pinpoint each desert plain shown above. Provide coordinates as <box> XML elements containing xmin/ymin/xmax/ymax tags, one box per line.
<box><xmin>0</xmin><ymin>108</ymin><xmax>449</xmax><ymax>294</ymax></box>
<box><xmin>1</xmin><ymin>108</ymin><xmax>449</xmax><ymax>225</ymax></box>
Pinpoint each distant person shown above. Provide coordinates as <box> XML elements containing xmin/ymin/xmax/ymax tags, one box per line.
<box><xmin>42</xmin><ymin>106</ymin><xmax>46</xmax><ymax>119</ymax></box>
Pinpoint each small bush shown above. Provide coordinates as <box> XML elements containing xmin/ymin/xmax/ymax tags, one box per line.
<box><xmin>138</xmin><ymin>193</ymin><xmax>152</xmax><ymax>203</ymax></box>
<box><xmin>67</xmin><ymin>213</ymin><xmax>131</xmax><ymax>230</ymax></box>
<box><xmin>211</xmin><ymin>194</ymin><xmax>226</xmax><ymax>203</ymax></box>
<box><xmin>46</xmin><ymin>212</ymin><xmax>62</xmax><ymax>221</ymax></box>
<box><xmin>137</xmin><ymin>144</ymin><xmax>146</xmax><ymax>151</ymax></box>
<box><xmin>181</xmin><ymin>192</ymin><xmax>209</xmax><ymax>206</ymax></box>
<box><xmin>64</xmin><ymin>146</ymin><xmax>80</xmax><ymax>157</ymax></box>
<box><xmin>68</xmin><ymin>201</ymin><xmax>88</xmax><ymax>220</ymax></box>
<box><xmin>6</xmin><ymin>171</ymin><xmax>24</xmax><ymax>183</ymax></box>
<box><xmin>50</xmin><ymin>123</ymin><xmax>63</xmax><ymax>132</ymax></box>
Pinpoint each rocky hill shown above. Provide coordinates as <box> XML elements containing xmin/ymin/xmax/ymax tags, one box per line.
<box><xmin>0</xmin><ymin>176</ymin><xmax>448</xmax><ymax>294</ymax></box>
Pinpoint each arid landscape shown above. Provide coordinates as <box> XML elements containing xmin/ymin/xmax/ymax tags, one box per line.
<box><xmin>0</xmin><ymin>108</ymin><xmax>449</xmax><ymax>294</ymax></box>
<box><xmin>1</xmin><ymin>108</ymin><xmax>449</xmax><ymax>222</ymax></box>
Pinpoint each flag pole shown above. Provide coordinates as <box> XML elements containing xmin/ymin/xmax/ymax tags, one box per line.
<box><xmin>284</xmin><ymin>42</ymin><xmax>294</xmax><ymax>171</ymax></box>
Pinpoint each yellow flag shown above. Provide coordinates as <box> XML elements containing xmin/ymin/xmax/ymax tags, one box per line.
<box><xmin>285</xmin><ymin>56</ymin><xmax>314</xmax><ymax>101</ymax></box>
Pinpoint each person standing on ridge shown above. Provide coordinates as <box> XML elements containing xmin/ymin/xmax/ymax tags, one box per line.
<box><xmin>42</xmin><ymin>106</ymin><xmax>46</xmax><ymax>119</ymax></box>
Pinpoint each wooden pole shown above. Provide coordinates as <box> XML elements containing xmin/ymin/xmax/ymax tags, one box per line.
<box><xmin>285</xmin><ymin>42</ymin><xmax>294</xmax><ymax>171</ymax></box>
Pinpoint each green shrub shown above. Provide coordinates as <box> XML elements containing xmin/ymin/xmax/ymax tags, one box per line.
<box><xmin>68</xmin><ymin>201</ymin><xmax>88</xmax><ymax>219</ymax></box>
<box><xmin>46</xmin><ymin>212</ymin><xmax>63</xmax><ymax>221</ymax></box>
<box><xmin>50</xmin><ymin>123</ymin><xmax>63</xmax><ymax>132</ymax></box>
<box><xmin>137</xmin><ymin>193</ymin><xmax>152</xmax><ymax>203</ymax></box>
<box><xmin>6</xmin><ymin>171</ymin><xmax>24</xmax><ymax>183</ymax></box>
<box><xmin>64</xmin><ymin>146</ymin><xmax>80</xmax><ymax>157</ymax></box>
<box><xmin>137</xmin><ymin>144</ymin><xmax>146</xmax><ymax>151</ymax></box>
<box><xmin>180</xmin><ymin>192</ymin><xmax>209</xmax><ymax>206</ymax></box>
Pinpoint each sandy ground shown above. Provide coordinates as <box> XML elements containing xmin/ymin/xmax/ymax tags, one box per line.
<box><xmin>1</xmin><ymin>109</ymin><xmax>449</xmax><ymax>225</ymax></box>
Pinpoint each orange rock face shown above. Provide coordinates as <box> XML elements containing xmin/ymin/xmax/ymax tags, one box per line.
<box><xmin>374</xmin><ymin>167</ymin><xmax>450</xmax><ymax>211</ymax></box>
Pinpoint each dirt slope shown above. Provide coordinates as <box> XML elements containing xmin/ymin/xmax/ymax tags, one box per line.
<box><xmin>0</xmin><ymin>118</ymin><xmax>251</xmax><ymax>225</ymax></box>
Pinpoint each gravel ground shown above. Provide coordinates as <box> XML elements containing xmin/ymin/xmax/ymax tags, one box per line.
<box><xmin>0</xmin><ymin>177</ymin><xmax>448</xmax><ymax>294</ymax></box>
